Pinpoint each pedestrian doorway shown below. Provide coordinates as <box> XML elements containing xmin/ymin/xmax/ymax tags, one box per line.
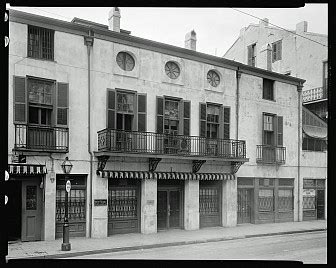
<box><xmin>237</xmin><ymin>188</ymin><xmax>253</xmax><ymax>224</ymax></box>
<box><xmin>157</xmin><ymin>180</ymin><xmax>183</xmax><ymax>230</ymax></box>
<box><xmin>7</xmin><ymin>177</ymin><xmax>43</xmax><ymax>242</ymax></box>
<box><xmin>316</xmin><ymin>190</ymin><xmax>325</xmax><ymax>220</ymax></box>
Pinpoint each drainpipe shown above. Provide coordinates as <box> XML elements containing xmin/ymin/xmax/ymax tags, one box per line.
<box><xmin>236</xmin><ymin>68</ymin><xmax>241</xmax><ymax>141</ymax></box>
<box><xmin>84</xmin><ymin>31</ymin><xmax>94</xmax><ymax>237</ymax></box>
<box><xmin>297</xmin><ymin>83</ymin><xmax>303</xmax><ymax>222</ymax></box>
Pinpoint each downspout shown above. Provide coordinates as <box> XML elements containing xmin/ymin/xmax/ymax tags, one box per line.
<box><xmin>84</xmin><ymin>31</ymin><xmax>94</xmax><ymax>237</ymax></box>
<box><xmin>236</xmin><ymin>68</ymin><xmax>241</xmax><ymax>140</ymax></box>
<box><xmin>297</xmin><ymin>83</ymin><xmax>303</xmax><ymax>222</ymax></box>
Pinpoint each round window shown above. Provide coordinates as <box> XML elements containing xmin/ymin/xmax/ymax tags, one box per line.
<box><xmin>116</xmin><ymin>52</ymin><xmax>135</xmax><ymax>71</ymax></box>
<box><xmin>165</xmin><ymin>61</ymin><xmax>180</xmax><ymax>79</ymax></box>
<box><xmin>207</xmin><ymin>70</ymin><xmax>220</xmax><ymax>87</ymax></box>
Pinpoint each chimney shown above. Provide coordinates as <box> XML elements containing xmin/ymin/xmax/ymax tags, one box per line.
<box><xmin>259</xmin><ymin>44</ymin><xmax>272</xmax><ymax>71</ymax></box>
<box><xmin>108</xmin><ymin>7</ymin><xmax>121</xmax><ymax>32</ymax></box>
<box><xmin>259</xmin><ymin>18</ymin><xmax>269</xmax><ymax>27</ymax></box>
<box><xmin>185</xmin><ymin>30</ymin><xmax>197</xmax><ymax>51</ymax></box>
<box><xmin>296</xmin><ymin>21</ymin><xmax>308</xmax><ymax>33</ymax></box>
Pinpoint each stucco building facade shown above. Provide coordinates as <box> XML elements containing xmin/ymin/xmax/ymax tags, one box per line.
<box><xmin>7</xmin><ymin>8</ymin><xmax>308</xmax><ymax>242</ymax></box>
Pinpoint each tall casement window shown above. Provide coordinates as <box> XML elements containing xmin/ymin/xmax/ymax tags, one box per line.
<box><xmin>272</xmin><ymin>40</ymin><xmax>282</xmax><ymax>62</ymax></box>
<box><xmin>199</xmin><ymin>103</ymin><xmax>230</xmax><ymax>156</ymax></box>
<box><xmin>323</xmin><ymin>61</ymin><xmax>328</xmax><ymax>90</ymax></box>
<box><xmin>13</xmin><ymin>76</ymin><xmax>69</xmax><ymax>151</ymax></box>
<box><xmin>28</xmin><ymin>25</ymin><xmax>54</xmax><ymax>60</ymax></box>
<box><xmin>247</xmin><ymin>43</ymin><xmax>256</xmax><ymax>67</ymax></box>
<box><xmin>259</xmin><ymin>113</ymin><xmax>284</xmax><ymax>164</ymax></box>
<box><xmin>263</xmin><ymin>78</ymin><xmax>274</xmax><ymax>101</ymax></box>
<box><xmin>156</xmin><ymin>96</ymin><xmax>190</xmax><ymax>154</ymax></box>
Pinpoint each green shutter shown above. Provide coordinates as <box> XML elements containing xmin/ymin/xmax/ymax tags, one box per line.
<box><xmin>183</xmin><ymin>100</ymin><xmax>190</xmax><ymax>136</ymax></box>
<box><xmin>156</xmin><ymin>96</ymin><xmax>164</xmax><ymax>134</ymax></box>
<box><xmin>199</xmin><ymin>103</ymin><xmax>207</xmax><ymax>137</ymax></box>
<box><xmin>223</xmin><ymin>107</ymin><xmax>230</xmax><ymax>140</ymax></box>
<box><xmin>107</xmin><ymin>89</ymin><xmax>116</xmax><ymax>129</ymax></box>
<box><xmin>137</xmin><ymin>93</ymin><xmax>146</xmax><ymax>132</ymax></box>
<box><xmin>56</xmin><ymin>83</ymin><xmax>69</xmax><ymax>126</ymax></box>
<box><xmin>14</xmin><ymin>76</ymin><xmax>27</xmax><ymax>123</ymax></box>
<box><xmin>277</xmin><ymin>116</ymin><xmax>283</xmax><ymax>146</ymax></box>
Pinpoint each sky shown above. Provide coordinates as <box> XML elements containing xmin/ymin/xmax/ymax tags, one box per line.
<box><xmin>7</xmin><ymin>5</ymin><xmax>328</xmax><ymax>57</ymax></box>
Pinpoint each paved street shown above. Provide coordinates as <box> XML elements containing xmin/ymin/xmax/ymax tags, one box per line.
<box><xmin>68</xmin><ymin>231</ymin><xmax>327</xmax><ymax>263</ymax></box>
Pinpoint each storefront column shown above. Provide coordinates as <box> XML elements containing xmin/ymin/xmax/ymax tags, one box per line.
<box><xmin>91</xmin><ymin>173</ymin><xmax>108</xmax><ymax>238</ymax></box>
<box><xmin>184</xmin><ymin>180</ymin><xmax>199</xmax><ymax>230</ymax></box>
<box><xmin>141</xmin><ymin>179</ymin><xmax>157</xmax><ymax>234</ymax></box>
<box><xmin>44</xmin><ymin>172</ymin><xmax>56</xmax><ymax>240</ymax></box>
<box><xmin>222</xmin><ymin>179</ymin><xmax>237</xmax><ymax>227</ymax></box>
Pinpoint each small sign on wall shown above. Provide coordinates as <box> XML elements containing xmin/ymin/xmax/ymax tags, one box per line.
<box><xmin>94</xmin><ymin>199</ymin><xmax>107</xmax><ymax>206</ymax></box>
<box><xmin>303</xmin><ymin>189</ymin><xmax>316</xmax><ymax>197</ymax></box>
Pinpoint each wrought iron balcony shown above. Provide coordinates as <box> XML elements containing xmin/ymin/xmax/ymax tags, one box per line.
<box><xmin>97</xmin><ymin>129</ymin><xmax>247</xmax><ymax>160</ymax></box>
<box><xmin>256</xmin><ymin>145</ymin><xmax>286</xmax><ymax>165</ymax></box>
<box><xmin>302</xmin><ymin>87</ymin><xmax>327</xmax><ymax>103</ymax></box>
<box><xmin>14</xmin><ymin>124</ymin><xmax>69</xmax><ymax>152</ymax></box>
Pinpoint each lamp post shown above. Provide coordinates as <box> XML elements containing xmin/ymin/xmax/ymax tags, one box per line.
<box><xmin>61</xmin><ymin>157</ymin><xmax>73</xmax><ymax>251</ymax></box>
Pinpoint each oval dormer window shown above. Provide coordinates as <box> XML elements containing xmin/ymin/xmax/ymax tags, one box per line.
<box><xmin>165</xmin><ymin>61</ymin><xmax>180</xmax><ymax>79</ymax></box>
<box><xmin>116</xmin><ymin>52</ymin><xmax>135</xmax><ymax>71</ymax></box>
<box><xmin>207</xmin><ymin>70</ymin><xmax>220</xmax><ymax>87</ymax></box>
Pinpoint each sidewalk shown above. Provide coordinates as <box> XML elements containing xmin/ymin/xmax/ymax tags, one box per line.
<box><xmin>7</xmin><ymin>220</ymin><xmax>326</xmax><ymax>260</ymax></box>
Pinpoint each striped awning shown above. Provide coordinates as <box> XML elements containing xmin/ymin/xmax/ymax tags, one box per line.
<box><xmin>8</xmin><ymin>164</ymin><xmax>47</xmax><ymax>175</ymax></box>
<box><xmin>99</xmin><ymin>171</ymin><xmax>235</xmax><ymax>180</ymax></box>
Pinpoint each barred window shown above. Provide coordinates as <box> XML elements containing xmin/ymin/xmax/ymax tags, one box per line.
<box><xmin>278</xmin><ymin>189</ymin><xmax>293</xmax><ymax>211</ymax></box>
<box><xmin>28</xmin><ymin>25</ymin><xmax>54</xmax><ymax>60</ymax></box>
<box><xmin>258</xmin><ymin>189</ymin><xmax>274</xmax><ymax>212</ymax></box>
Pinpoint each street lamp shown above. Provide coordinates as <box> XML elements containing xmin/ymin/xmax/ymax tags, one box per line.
<box><xmin>61</xmin><ymin>157</ymin><xmax>73</xmax><ymax>251</ymax></box>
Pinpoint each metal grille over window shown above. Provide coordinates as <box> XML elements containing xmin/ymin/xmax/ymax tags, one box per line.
<box><xmin>28</xmin><ymin>25</ymin><xmax>54</xmax><ymax>60</ymax></box>
<box><xmin>28</xmin><ymin>79</ymin><xmax>53</xmax><ymax>105</ymax></box>
<box><xmin>258</xmin><ymin>189</ymin><xmax>274</xmax><ymax>212</ymax></box>
<box><xmin>116</xmin><ymin>52</ymin><xmax>135</xmax><ymax>71</ymax></box>
<box><xmin>278</xmin><ymin>189</ymin><xmax>293</xmax><ymax>211</ymax></box>
<box><xmin>207</xmin><ymin>70</ymin><xmax>220</xmax><ymax>87</ymax></box>
<box><xmin>108</xmin><ymin>189</ymin><xmax>137</xmax><ymax>219</ymax></box>
<box><xmin>165</xmin><ymin>61</ymin><xmax>180</xmax><ymax>79</ymax></box>
<box><xmin>199</xmin><ymin>188</ymin><xmax>219</xmax><ymax>215</ymax></box>
<box><xmin>26</xmin><ymin>186</ymin><xmax>37</xmax><ymax>210</ymax></box>
<box><xmin>56</xmin><ymin>189</ymin><xmax>86</xmax><ymax>222</ymax></box>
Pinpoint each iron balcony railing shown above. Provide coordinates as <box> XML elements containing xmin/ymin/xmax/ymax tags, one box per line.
<box><xmin>302</xmin><ymin>87</ymin><xmax>327</xmax><ymax>103</ymax></box>
<box><xmin>98</xmin><ymin>129</ymin><xmax>247</xmax><ymax>159</ymax></box>
<box><xmin>256</xmin><ymin>145</ymin><xmax>286</xmax><ymax>165</ymax></box>
<box><xmin>14</xmin><ymin>124</ymin><xmax>69</xmax><ymax>152</ymax></box>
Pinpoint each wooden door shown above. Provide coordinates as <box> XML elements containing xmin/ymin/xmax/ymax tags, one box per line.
<box><xmin>237</xmin><ymin>188</ymin><xmax>252</xmax><ymax>224</ymax></box>
<box><xmin>169</xmin><ymin>190</ymin><xmax>181</xmax><ymax>228</ymax></box>
<box><xmin>157</xmin><ymin>188</ymin><xmax>182</xmax><ymax>229</ymax></box>
<box><xmin>316</xmin><ymin>190</ymin><xmax>325</xmax><ymax>220</ymax></box>
<box><xmin>157</xmin><ymin>190</ymin><xmax>168</xmax><ymax>229</ymax></box>
<box><xmin>21</xmin><ymin>179</ymin><xmax>42</xmax><ymax>241</ymax></box>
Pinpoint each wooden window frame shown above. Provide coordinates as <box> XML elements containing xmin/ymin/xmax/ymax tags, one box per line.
<box><xmin>262</xmin><ymin>78</ymin><xmax>275</xmax><ymax>101</ymax></box>
<box><xmin>272</xmin><ymin>40</ymin><xmax>282</xmax><ymax>63</ymax></box>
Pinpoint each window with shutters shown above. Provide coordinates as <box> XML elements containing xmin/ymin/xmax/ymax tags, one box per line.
<box><xmin>247</xmin><ymin>43</ymin><xmax>256</xmax><ymax>67</ymax></box>
<box><xmin>206</xmin><ymin>105</ymin><xmax>220</xmax><ymax>139</ymax></box>
<box><xmin>272</xmin><ymin>40</ymin><xmax>282</xmax><ymax>62</ymax></box>
<box><xmin>28</xmin><ymin>25</ymin><xmax>54</xmax><ymax>60</ymax></box>
<box><xmin>263</xmin><ymin>114</ymin><xmax>274</xmax><ymax>146</ymax></box>
<box><xmin>263</xmin><ymin>78</ymin><xmax>274</xmax><ymax>100</ymax></box>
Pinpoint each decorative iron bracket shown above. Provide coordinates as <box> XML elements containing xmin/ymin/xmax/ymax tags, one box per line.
<box><xmin>96</xmin><ymin>156</ymin><xmax>110</xmax><ymax>175</ymax></box>
<box><xmin>149</xmin><ymin>158</ymin><xmax>162</xmax><ymax>172</ymax></box>
<box><xmin>192</xmin><ymin>160</ymin><xmax>206</xmax><ymax>173</ymax></box>
<box><xmin>231</xmin><ymin>161</ymin><xmax>244</xmax><ymax>174</ymax></box>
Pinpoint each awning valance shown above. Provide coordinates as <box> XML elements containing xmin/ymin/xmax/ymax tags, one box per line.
<box><xmin>303</xmin><ymin>125</ymin><xmax>327</xmax><ymax>139</ymax></box>
<box><xmin>8</xmin><ymin>164</ymin><xmax>47</xmax><ymax>175</ymax></box>
<box><xmin>99</xmin><ymin>170</ymin><xmax>235</xmax><ymax>180</ymax></box>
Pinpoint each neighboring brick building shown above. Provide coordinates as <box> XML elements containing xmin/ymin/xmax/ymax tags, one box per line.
<box><xmin>224</xmin><ymin>18</ymin><xmax>328</xmax><ymax>122</ymax></box>
<box><xmin>8</xmin><ymin>8</ymin><xmax>310</xmax><ymax>242</ymax></box>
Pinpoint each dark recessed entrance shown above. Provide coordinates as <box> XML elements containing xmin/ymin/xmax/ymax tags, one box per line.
<box><xmin>157</xmin><ymin>180</ymin><xmax>183</xmax><ymax>230</ymax></box>
<box><xmin>7</xmin><ymin>180</ymin><xmax>22</xmax><ymax>242</ymax></box>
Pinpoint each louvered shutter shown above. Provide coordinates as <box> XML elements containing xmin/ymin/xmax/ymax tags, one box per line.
<box><xmin>272</xmin><ymin>43</ymin><xmax>277</xmax><ymax>62</ymax></box>
<box><xmin>278</xmin><ymin>41</ymin><xmax>282</xmax><ymax>60</ymax></box>
<box><xmin>247</xmin><ymin>45</ymin><xmax>253</xmax><ymax>66</ymax></box>
<box><xmin>199</xmin><ymin>103</ymin><xmax>207</xmax><ymax>137</ymax></box>
<box><xmin>56</xmin><ymin>83</ymin><xmax>69</xmax><ymax>126</ymax></box>
<box><xmin>156</xmin><ymin>96</ymin><xmax>164</xmax><ymax>134</ymax></box>
<box><xmin>107</xmin><ymin>89</ymin><xmax>116</xmax><ymax>129</ymax></box>
<box><xmin>137</xmin><ymin>93</ymin><xmax>147</xmax><ymax>132</ymax></box>
<box><xmin>14</xmin><ymin>76</ymin><xmax>26</xmax><ymax>123</ymax></box>
<box><xmin>223</xmin><ymin>107</ymin><xmax>230</xmax><ymax>140</ymax></box>
<box><xmin>183</xmin><ymin>100</ymin><xmax>190</xmax><ymax>136</ymax></box>
<box><xmin>276</xmin><ymin>116</ymin><xmax>283</xmax><ymax>146</ymax></box>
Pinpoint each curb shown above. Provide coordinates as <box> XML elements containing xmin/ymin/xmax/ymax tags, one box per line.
<box><xmin>8</xmin><ymin>228</ymin><xmax>327</xmax><ymax>260</ymax></box>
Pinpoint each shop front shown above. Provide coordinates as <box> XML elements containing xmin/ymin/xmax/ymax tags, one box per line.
<box><xmin>303</xmin><ymin>178</ymin><xmax>326</xmax><ymax>221</ymax></box>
